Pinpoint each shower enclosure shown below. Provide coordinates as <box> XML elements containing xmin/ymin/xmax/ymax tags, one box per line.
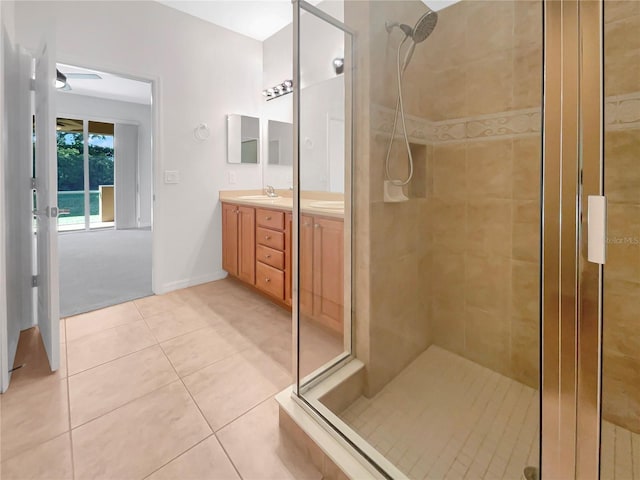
<box><xmin>288</xmin><ymin>0</ymin><xmax>639</xmax><ymax>478</ymax></box>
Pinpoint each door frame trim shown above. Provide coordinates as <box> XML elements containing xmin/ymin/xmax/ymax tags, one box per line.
<box><xmin>576</xmin><ymin>1</ymin><xmax>604</xmax><ymax>478</ymax></box>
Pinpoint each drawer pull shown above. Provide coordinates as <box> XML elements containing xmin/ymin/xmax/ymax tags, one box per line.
<box><xmin>265</xmin><ymin>254</ymin><xmax>271</xmax><ymax>259</ymax></box>
<box><xmin>265</xmin><ymin>235</ymin><xmax>271</xmax><ymax>240</ymax></box>
<box><xmin>265</xmin><ymin>277</ymin><xmax>271</xmax><ymax>283</ymax></box>
<box><xmin>314</xmin><ymin>224</ymin><xmax>320</xmax><ymax>229</ymax></box>
<box><xmin>266</xmin><ymin>216</ymin><xmax>272</xmax><ymax>220</ymax></box>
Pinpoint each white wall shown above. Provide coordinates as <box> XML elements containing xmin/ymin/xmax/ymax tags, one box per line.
<box><xmin>15</xmin><ymin>1</ymin><xmax>264</xmax><ymax>293</ymax></box>
<box><xmin>262</xmin><ymin>0</ymin><xmax>346</xmax><ymax>192</ymax></box>
<box><xmin>57</xmin><ymin>93</ymin><xmax>153</xmax><ymax>227</ymax></box>
<box><xmin>262</xmin><ymin>25</ymin><xmax>294</xmax><ymax>189</ymax></box>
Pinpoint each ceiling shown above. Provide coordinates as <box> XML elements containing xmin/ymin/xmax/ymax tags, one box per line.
<box><xmin>156</xmin><ymin>0</ymin><xmax>459</xmax><ymax>42</ymax></box>
<box><xmin>57</xmin><ymin>64</ymin><xmax>152</xmax><ymax>105</ymax></box>
<box><xmin>156</xmin><ymin>0</ymin><xmax>318</xmax><ymax>41</ymax></box>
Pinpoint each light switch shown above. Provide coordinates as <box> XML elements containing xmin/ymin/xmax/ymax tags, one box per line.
<box><xmin>228</xmin><ymin>171</ymin><xmax>237</xmax><ymax>185</ymax></box>
<box><xmin>164</xmin><ymin>170</ymin><xmax>179</xmax><ymax>184</ymax></box>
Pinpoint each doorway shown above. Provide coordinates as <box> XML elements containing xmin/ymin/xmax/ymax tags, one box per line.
<box><xmin>55</xmin><ymin>64</ymin><xmax>153</xmax><ymax>317</ymax></box>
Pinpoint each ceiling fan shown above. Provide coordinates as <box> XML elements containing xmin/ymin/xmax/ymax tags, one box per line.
<box><xmin>56</xmin><ymin>70</ymin><xmax>102</xmax><ymax>91</ymax></box>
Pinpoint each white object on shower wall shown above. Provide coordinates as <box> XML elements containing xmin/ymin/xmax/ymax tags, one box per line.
<box><xmin>384</xmin><ymin>181</ymin><xmax>409</xmax><ymax>203</ymax></box>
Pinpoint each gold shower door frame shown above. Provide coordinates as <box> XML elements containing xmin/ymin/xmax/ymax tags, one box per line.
<box><xmin>542</xmin><ymin>1</ymin><xmax>603</xmax><ymax>479</ymax></box>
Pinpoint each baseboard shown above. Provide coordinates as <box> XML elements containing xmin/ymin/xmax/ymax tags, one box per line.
<box><xmin>156</xmin><ymin>270</ymin><xmax>228</xmax><ymax>294</ymax></box>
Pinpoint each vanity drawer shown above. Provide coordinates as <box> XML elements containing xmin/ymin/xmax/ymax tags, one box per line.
<box><xmin>256</xmin><ymin>244</ymin><xmax>284</xmax><ymax>270</ymax></box>
<box><xmin>256</xmin><ymin>227</ymin><xmax>284</xmax><ymax>250</ymax></box>
<box><xmin>256</xmin><ymin>209</ymin><xmax>285</xmax><ymax>230</ymax></box>
<box><xmin>256</xmin><ymin>261</ymin><xmax>284</xmax><ymax>299</ymax></box>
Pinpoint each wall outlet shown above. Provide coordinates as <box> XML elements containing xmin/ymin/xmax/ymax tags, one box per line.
<box><xmin>164</xmin><ymin>170</ymin><xmax>179</xmax><ymax>184</ymax></box>
<box><xmin>228</xmin><ymin>171</ymin><xmax>237</xmax><ymax>185</ymax></box>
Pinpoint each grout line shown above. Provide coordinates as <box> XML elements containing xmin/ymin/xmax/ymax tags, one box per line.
<box><xmin>155</xmin><ymin>334</ymin><xmax>245</xmax><ymax>480</ymax></box>
<box><xmin>140</xmin><ymin>432</ymin><xmax>218</xmax><ymax>480</ymax></box>
<box><xmin>63</xmin><ymin>322</ymin><xmax>77</xmax><ymax>480</ymax></box>
<box><xmin>66</xmin><ymin>349</ymin><xmax>179</xmax><ymax>431</ymax></box>
<box><xmin>152</xmin><ymin>324</ymin><xmax>214</xmax><ymax>347</ymax></box>
<box><xmin>214</xmin><ymin>394</ymin><xmax>283</xmax><ymax>477</ymax></box>
<box><xmin>67</xmin><ymin>339</ymin><xmax>157</xmax><ymax>378</ymax></box>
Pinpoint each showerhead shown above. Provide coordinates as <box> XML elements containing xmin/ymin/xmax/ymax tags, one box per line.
<box><xmin>385</xmin><ymin>9</ymin><xmax>438</xmax><ymax>43</ymax></box>
<box><xmin>411</xmin><ymin>10</ymin><xmax>438</xmax><ymax>43</ymax></box>
<box><xmin>386</xmin><ymin>9</ymin><xmax>438</xmax><ymax>71</ymax></box>
<box><xmin>402</xmin><ymin>10</ymin><xmax>438</xmax><ymax>71</ymax></box>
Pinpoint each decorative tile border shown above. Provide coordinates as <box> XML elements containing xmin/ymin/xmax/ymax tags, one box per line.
<box><xmin>430</xmin><ymin>108</ymin><xmax>542</xmax><ymax>144</ymax></box>
<box><xmin>371</xmin><ymin>90</ymin><xmax>640</xmax><ymax>145</ymax></box>
<box><xmin>606</xmin><ymin>92</ymin><xmax>640</xmax><ymax>131</ymax></box>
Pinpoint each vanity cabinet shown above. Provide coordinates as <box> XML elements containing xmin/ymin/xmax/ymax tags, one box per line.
<box><xmin>255</xmin><ymin>208</ymin><xmax>287</xmax><ymax>301</ymax></box>
<box><xmin>222</xmin><ymin>203</ymin><xmax>255</xmax><ymax>284</ymax></box>
<box><xmin>221</xmin><ymin>201</ymin><xmax>342</xmax><ymax>331</ymax></box>
<box><xmin>300</xmin><ymin>215</ymin><xmax>344</xmax><ymax>333</ymax></box>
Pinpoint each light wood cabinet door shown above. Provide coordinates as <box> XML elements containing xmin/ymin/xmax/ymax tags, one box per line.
<box><xmin>299</xmin><ymin>215</ymin><xmax>314</xmax><ymax>317</ymax></box>
<box><xmin>285</xmin><ymin>213</ymin><xmax>293</xmax><ymax>306</ymax></box>
<box><xmin>313</xmin><ymin>216</ymin><xmax>344</xmax><ymax>333</ymax></box>
<box><xmin>237</xmin><ymin>206</ymin><xmax>255</xmax><ymax>285</ymax></box>
<box><xmin>222</xmin><ymin>203</ymin><xmax>239</xmax><ymax>277</ymax></box>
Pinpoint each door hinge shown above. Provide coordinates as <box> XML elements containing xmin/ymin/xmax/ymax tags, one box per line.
<box><xmin>30</xmin><ymin>177</ymin><xmax>37</xmax><ymax>189</ymax></box>
<box><xmin>31</xmin><ymin>275</ymin><xmax>38</xmax><ymax>287</ymax></box>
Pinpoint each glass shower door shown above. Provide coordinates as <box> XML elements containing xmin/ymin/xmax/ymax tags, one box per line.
<box><xmin>293</xmin><ymin>0</ymin><xmax>545</xmax><ymax>478</ymax></box>
<box><xmin>598</xmin><ymin>1</ymin><xmax>640</xmax><ymax>478</ymax></box>
<box><xmin>294</xmin><ymin>0</ymin><xmax>353</xmax><ymax>386</ymax></box>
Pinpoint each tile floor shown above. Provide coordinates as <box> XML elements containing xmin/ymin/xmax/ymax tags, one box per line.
<box><xmin>1</xmin><ymin>278</ymin><xmax>343</xmax><ymax>480</ymax></box>
<box><xmin>339</xmin><ymin>345</ymin><xmax>640</xmax><ymax>480</ymax></box>
<box><xmin>339</xmin><ymin>346</ymin><xmax>540</xmax><ymax>479</ymax></box>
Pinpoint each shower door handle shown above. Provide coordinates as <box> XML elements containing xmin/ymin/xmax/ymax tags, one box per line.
<box><xmin>587</xmin><ymin>195</ymin><xmax>607</xmax><ymax>265</ymax></box>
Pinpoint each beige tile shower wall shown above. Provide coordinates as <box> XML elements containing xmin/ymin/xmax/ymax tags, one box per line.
<box><xmin>346</xmin><ymin>0</ymin><xmax>435</xmax><ymax>396</ymax></box>
<box><xmin>348</xmin><ymin>0</ymin><xmax>544</xmax><ymax>397</ymax></box>
<box><xmin>602</xmin><ymin>0</ymin><xmax>640</xmax><ymax>433</ymax></box>
<box><xmin>423</xmin><ymin>0</ymin><xmax>542</xmax><ymax>390</ymax></box>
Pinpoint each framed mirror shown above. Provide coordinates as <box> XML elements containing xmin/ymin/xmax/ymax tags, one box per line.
<box><xmin>227</xmin><ymin>114</ymin><xmax>259</xmax><ymax>164</ymax></box>
<box><xmin>267</xmin><ymin>120</ymin><xmax>293</xmax><ymax>166</ymax></box>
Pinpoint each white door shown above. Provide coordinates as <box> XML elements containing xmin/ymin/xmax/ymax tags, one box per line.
<box><xmin>34</xmin><ymin>39</ymin><xmax>60</xmax><ymax>371</ymax></box>
<box><xmin>1</xmin><ymin>33</ymin><xmax>34</xmax><ymax>390</ymax></box>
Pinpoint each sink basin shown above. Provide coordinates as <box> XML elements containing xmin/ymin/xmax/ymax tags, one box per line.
<box><xmin>237</xmin><ymin>195</ymin><xmax>279</xmax><ymax>201</ymax></box>
<box><xmin>309</xmin><ymin>200</ymin><xmax>344</xmax><ymax>210</ymax></box>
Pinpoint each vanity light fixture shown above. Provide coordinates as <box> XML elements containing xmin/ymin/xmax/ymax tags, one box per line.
<box><xmin>262</xmin><ymin>79</ymin><xmax>293</xmax><ymax>101</ymax></box>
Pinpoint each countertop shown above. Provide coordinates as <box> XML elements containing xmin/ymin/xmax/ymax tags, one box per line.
<box><xmin>219</xmin><ymin>190</ymin><xmax>344</xmax><ymax>220</ymax></box>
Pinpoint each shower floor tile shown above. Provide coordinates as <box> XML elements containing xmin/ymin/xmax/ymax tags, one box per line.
<box><xmin>339</xmin><ymin>346</ymin><xmax>640</xmax><ymax>480</ymax></box>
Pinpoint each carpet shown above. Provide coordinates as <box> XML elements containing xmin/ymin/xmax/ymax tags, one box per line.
<box><xmin>58</xmin><ymin>228</ymin><xmax>152</xmax><ymax>317</ymax></box>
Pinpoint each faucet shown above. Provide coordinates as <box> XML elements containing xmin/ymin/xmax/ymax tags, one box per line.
<box><xmin>265</xmin><ymin>185</ymin><xmax>278</xmax><ymax>198</ymax></box>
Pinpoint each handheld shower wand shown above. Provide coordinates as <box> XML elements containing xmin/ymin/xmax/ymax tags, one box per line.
<box><xmin>384</xmin><ymin>11</ymin><xmax>438</xmax><ymax>188</ymax></box>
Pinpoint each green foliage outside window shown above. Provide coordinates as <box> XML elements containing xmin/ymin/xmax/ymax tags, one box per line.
<box><xmin>57</xmin><ymin>132</ymin><xmax>114</xmax><ymax>191</ymax></box>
